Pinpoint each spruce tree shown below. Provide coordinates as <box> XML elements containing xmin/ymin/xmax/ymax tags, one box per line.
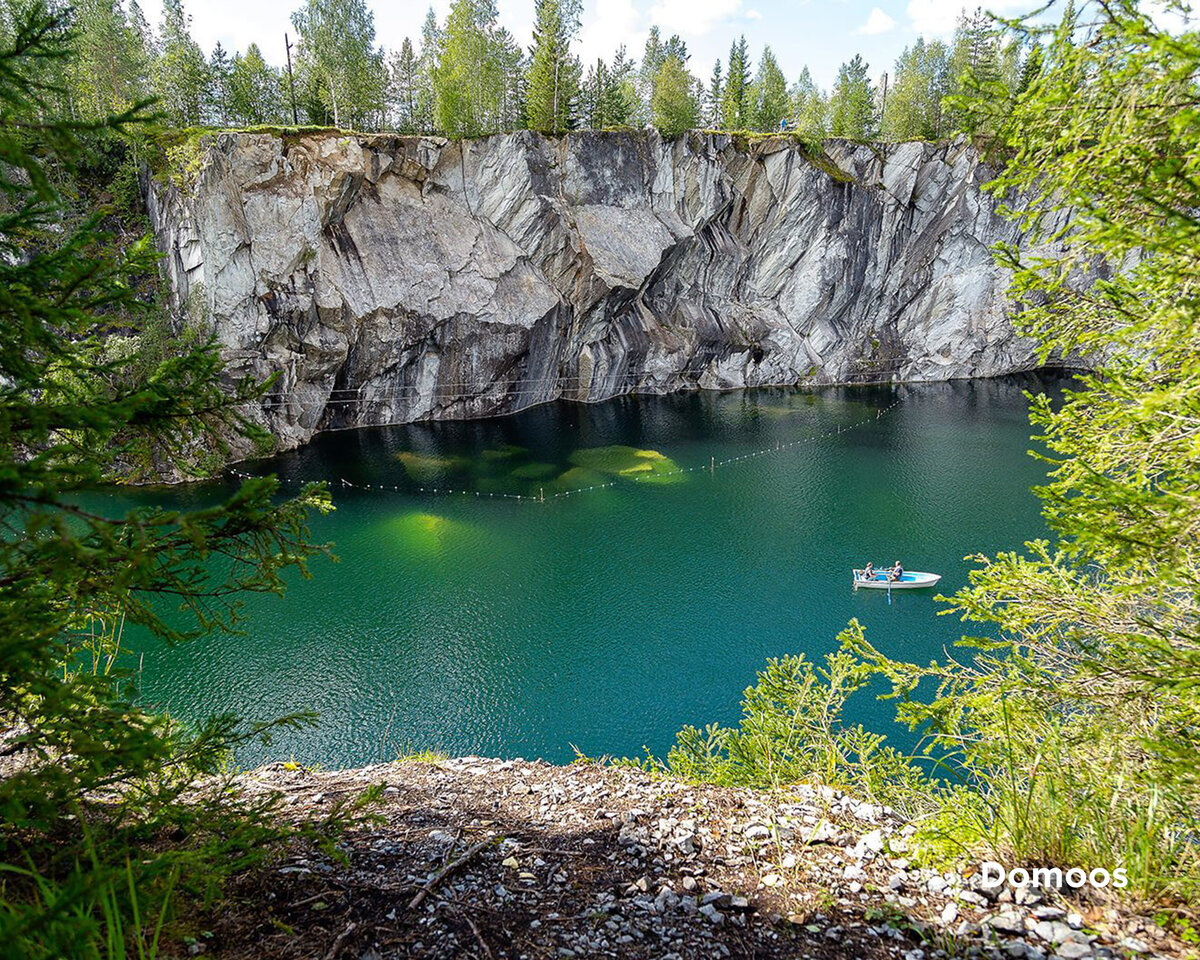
<box><xmin>721</xmin><ymin>35</ymin><xmax>750</xmax><ymax>129</ymax></box>
<box><xmin>791</xmin><ymin>65</ymin><xmax>828</xmax><ymax>142</ymax></box>
<box><xmin>524</xmin><ymin>0</ymin><xmax>581</xmax><ymax>134</ymax></box>
<box><xmin>750</xmin><ymin>45</ymin><xmax>788</xmax><ymax>131</ymax></box>
<box><xmin>229</xmin><ymin>43</ymin><xmax>282</xmax><ymax>124</ymax></box>
<box><xmin>387</xmin><ymin>38</ymin><xmax>420</xmax><ymax>131</ymax></box>
<box><xmin>707</xmin><ymin>58</ymin><xmax>722</xmax><ymax>127</ymax></box>
<box><xmin>829</xmin><ymin>54</ymin><xmax>873</xmax><ymax>140</ymax></box>
<box><xmin>0</xmin><ymin>7</ymin><xmax>332</xmax><ymax>953</ymax></box>
<box><xmin>208</xmin><ymin>41</ymin><xmax>233</xmax><ymax>125</ymax></box>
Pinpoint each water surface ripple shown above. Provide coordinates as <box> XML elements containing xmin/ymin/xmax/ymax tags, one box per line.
<box><xmin>114</xmin><ymin>376</ymin><xmax>1056</xmax><ymax>768</ymax></box>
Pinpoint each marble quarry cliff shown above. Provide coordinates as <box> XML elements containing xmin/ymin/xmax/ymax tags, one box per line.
<box><xmin>145</xmin><ymin>129</ymin><xmax>1054</xmax><ymax>452</ymax></box>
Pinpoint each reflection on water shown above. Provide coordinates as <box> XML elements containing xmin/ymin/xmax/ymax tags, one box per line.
<box><xmin>105</xmin><ymin>375</ymin><xmax>1063</xmax><ymax>768</ymax></box>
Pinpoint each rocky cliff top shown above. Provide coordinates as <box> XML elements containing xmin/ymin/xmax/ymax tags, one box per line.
<box><xmin>205</xmin><ymin>757</ymin><xmax>1183</xmax><ymax>960</ymax></box>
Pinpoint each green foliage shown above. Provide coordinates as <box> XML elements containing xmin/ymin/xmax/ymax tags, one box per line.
<box><xmin>66</xmin><ymin>0</ymin><xmax>152</xmax><ymax>121</ymax></box>
<box><xmin>750</xmin><ymin>45</ymin><xmax>789</xmax><ymax>131</ymax></box>
<box><xmin>291</xmin><ymin>0</ymin><xmax>385</xmax><ymax>129</ymax></box>
<box><xmin>706</xmin><ymin>57</ymin><xmax>722</xmax><ymax>126</ymax></box>
<box><xmin>580</xmin><ymin>46</ymin><xmax>634</xmax><ymax>130</ymax></box>
<box><xmin>153</xmin><ymin>0</ymin><xmax>209</xmax><ymax>127</ymax></box>
<box><xmin>657</xmin><ymin>0</ymin><xmax>1200</xmax><ymax>905</ymax></box>
<box><xmin>829</xmin><ymin>54</ymin><xmax>874</xmax><ymax>139</ymax></box>
<box><xmin>524</xmin><ymin>0</ymin><xmax>581</xmax><ymax>134</ymax></box>
<box><xmin>651</xmin><ymin>54</ymin><xmax>698</xmax><ymax>137</ymax></box>
<box><xmin>720</xmin><ymin>35</ymin><xmax>750</xmax><ymax>129</ymax></box>
<box><xmin>654</xmin><ymin>624</ymin><xmax>934</xmax><ymax>814</ymax></box>
<box><xmin>790</xmin><ymin>66</ymin><xmax>828</xmax><ymax>144</ymax></box>
<box><xmin>228</xmin><ymin>44</ymin><xmax>284</xmax><ymax>126</ymax></box>
<box><xmin>880</xmin><ymin>37</ymin><xmax>949</xmax><ymax>141</ymax></box>
<box><xmin>865</xmin><ymin>0</ymin><xmax>1200</xmax><ymax>901</ymax></box>
<box><xmin>433</xmin><ymin>0</ymin><xmax>506</xmax><ymax>136</ymax></box>
<box><xmin>0</xmin><ymin>6</ymin><xmax>340</xmax><ymax>954</ymax></box>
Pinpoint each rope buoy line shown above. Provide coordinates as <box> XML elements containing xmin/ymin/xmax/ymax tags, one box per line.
<box><xmin>226</xmin><ymin>399</ymin><xmax>903</xmax><ymax>505</ymax></box>
<box><xmin>237</xmin><ymin>365</ymin><xmax>914</xmax><ymax>412</ymax></box>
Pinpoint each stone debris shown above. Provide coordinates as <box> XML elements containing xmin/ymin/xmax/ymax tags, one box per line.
<box><xmin>214</xmin><ymin>757</ymin><xmax>1191</xmax><ymax>960</ymax></box>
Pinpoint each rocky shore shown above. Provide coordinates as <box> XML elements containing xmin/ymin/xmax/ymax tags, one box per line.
<box><xmin>205</xmin><ymin>757</ymin><xmax>1189</xmax><ymax>960</ymax></box>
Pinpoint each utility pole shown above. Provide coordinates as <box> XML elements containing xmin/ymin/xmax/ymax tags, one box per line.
<box><xmin>285</xmin><ymin>32</ymin><xmax>299</xmax><ymax>126</ymax></box>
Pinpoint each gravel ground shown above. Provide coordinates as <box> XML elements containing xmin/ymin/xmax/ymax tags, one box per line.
<box><xmin>201</xmin><ymin>757</ymin><xmax>1192</xmax><ymax>960</ymax></box>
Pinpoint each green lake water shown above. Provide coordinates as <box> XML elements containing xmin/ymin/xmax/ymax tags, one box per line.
<box><xmin>110</xmin><ymin>375</ymin><xmax>1058</xmax><ymax>769</ymax></box>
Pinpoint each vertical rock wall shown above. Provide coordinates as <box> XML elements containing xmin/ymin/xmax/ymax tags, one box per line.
<box><xmin>145</xmin><ymin>130</ymin><xmax>1049</xmax><ymax>453</ymax></box>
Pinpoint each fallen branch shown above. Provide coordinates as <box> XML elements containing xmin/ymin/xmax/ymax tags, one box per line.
<box><xmin>321</xmin><ymin>921</ymin><xmax>357</xmax><ymax>960</ymax></box>
<box><xmin>408</xmin><ymin>837</ymin><xmax>495</xmax><ymax>910</ymax></box>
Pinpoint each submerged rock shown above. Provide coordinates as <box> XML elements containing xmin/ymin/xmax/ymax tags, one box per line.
<box><xmin>145</xmin><ymin>130</ymin><xmax>1071</xmax><ymax>457</ymax></box>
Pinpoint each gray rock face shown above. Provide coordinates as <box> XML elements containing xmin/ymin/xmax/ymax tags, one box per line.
<box><xmin>145</xmin><ymin>130</ymin><xmax>1049</xmax><ymax>453</ymax></box>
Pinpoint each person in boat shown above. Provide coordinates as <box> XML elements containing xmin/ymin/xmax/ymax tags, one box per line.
<box><xmin>862</xmin><ymin>562</ymin><xmax>875</xmax><ymax>581</ymax></box>
<box><xmin>888</xmin><ymin>560</ymin><xmax>904</xmax><ymax>582</ymax></box>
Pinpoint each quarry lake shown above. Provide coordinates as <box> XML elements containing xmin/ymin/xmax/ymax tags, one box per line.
<box><xmin>113</xmin><ymin>374</ymin><xmax>1058</xmax><ymax>769</ymax></box>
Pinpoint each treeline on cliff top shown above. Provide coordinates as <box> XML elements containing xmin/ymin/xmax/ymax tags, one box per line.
<box><xmin>2</xmin><ymin>0</ymin><xmax>1199</xmax><ymax>954</ymax></box>
<box><xmin>0</xmin><ymin>0</ymin><xmax>1040</xmax><ymax>142</ymax></box>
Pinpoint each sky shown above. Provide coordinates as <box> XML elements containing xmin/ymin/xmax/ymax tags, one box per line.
<box><xmin>178</xmin><ymin>0</ymin><xmax>1048</xmax><ymax>88</ymax></box>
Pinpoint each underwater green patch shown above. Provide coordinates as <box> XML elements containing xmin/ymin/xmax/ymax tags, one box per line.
<box><xmin>547</xmin><ymin>466</ymin><xmax>610</xmax><ymax>493</ymax></box>
<box><xmin>381</xmin><ymin>511</ymin><xmax>468</xmax><ymax>554</ymax></box>
<box><xmin>510</xmin><ymin>461</ymin><xmax>559</xmax><ymax>480</ymax></box>
<box><xmin>396</xmin><ymin>451</ymin><xmax>470</xmax><ymax>482</ymax></box>
<box><xmin>568</xmin><ymin>445</ymin><xmax>685</xmax><ymax>485</ymax></box>
<box><xmin>481</xmin><ymin>445</ymin><xmax>527</xmax><ymax>461</ymax></box>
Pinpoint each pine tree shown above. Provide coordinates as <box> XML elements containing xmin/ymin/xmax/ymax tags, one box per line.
<box><xmin>829</xmin><ymin>54</ymin><xmax>873</xmax><ymax>140</ymax></box>
<box><xmin>750</xmin><ymin>45</ymin><xmax>788</xmax><ymax>131</ymax></box>
<box><xmin>524</xmin><ymin>0</ymin><xmax>581</xmax><ymax>134</ymax></box>
<box><xmin>721</xmin><ymin>35</ymin><xmax>750</xmax><ymax>129</ymax></box>
<box><xmin>651</xmin><ymin>54</ymin><xmax>697</xmax><ymax>137</ymax></box>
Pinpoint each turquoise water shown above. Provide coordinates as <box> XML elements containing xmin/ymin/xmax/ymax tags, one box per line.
<box><xmin>111</xmin><ymin>375</ymin><xmax>1055</xmax><ymax>768</ymax></box>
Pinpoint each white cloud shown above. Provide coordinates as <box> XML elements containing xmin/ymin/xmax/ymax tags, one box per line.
<box><xmin>579</xmin><ymin>0</ymin><xmax>645</xmax><ymax>65</ymax></box>
<box><xmin>905</xmin><ymin>0</ymin><xmax>1029</xmax><ymax>35</ymax></box>
<box><xmin>646</xmin><ymin>0</ymin><xmax>744</xmax><ymax>36</ymax></box>
<box><xmin>745</xmin><ymin>8</ymin><xmax>763</xmax><ymax>19</ymax></box>
<box><xmin>858</xmin><ymin>7</ymin><xmax>896</xmax><ymax>34</ymax></box>
<box><xmin>1145</xmin><ymin>0</ymin><xmax>1194</xmax><ymax>33</ymax></box>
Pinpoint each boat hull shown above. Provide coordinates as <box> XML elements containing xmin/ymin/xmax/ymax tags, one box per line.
<box><xmin>853</xmin><ymin>571</ymin><xmax>941</xmax><ymax>590</ymax></box>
